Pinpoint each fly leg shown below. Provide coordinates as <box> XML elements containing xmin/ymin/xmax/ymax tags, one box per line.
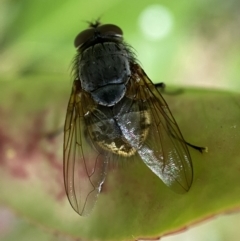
<box><xmin>44</xmin><ymin>127</ymin><xmax>63</xmax><ymax>140</ymax></box>
<box><xmin>167</xmin><ymin>125</ymin><xmax>207</xmax><ymax>153</ymax></box>
<box><xmin>183</xmin><ymin>140</ymin><xmax>207</xmax><ymax>153</ymax></box>
<box><xmin>155</xmin><ymin>82</ymin><xmax>184</xmax><ymax>95</ymax></box>
<box><xmin>155</xmin><ymin>83</ymin><xmax>207</xmax><ymax>152</ymax></box>
<box><xmin>166</xmin><ymin>124</ymin><xmax>207</xmax><ymax>153</ymax></box>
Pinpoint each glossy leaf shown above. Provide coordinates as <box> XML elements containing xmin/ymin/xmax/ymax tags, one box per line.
<box><xmin>0</xmin><ymin>78</ymin><xmax>240</xmax><ymax>240</ymax></box>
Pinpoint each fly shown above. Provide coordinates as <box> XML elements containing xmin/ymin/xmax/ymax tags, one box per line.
<box><xmin>63</xmin><ymin>21</ymin><xmax>206</xmax><ymax>216</ymax></box>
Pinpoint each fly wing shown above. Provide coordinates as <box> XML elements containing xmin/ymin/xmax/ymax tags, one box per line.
<box><xmin>63</xmin><ymin>80</ymin><xmax>108</xmax><ymax>216</ymax></box>
<box><xmin>129</xmin><ymin>64</ymin><xmax>193</xmax><ymax>193</ymax></box>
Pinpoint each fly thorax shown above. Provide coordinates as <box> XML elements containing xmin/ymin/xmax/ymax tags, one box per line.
<box><xmin>79</xmin><ymin>42</ymin><xmax>131</xmax><ymax>106</ymax></box>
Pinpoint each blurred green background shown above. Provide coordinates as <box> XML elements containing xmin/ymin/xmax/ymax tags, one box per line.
<box><xmin>1</xmin><ymin>0</ymin><xmax>240</xmax><ymax>240</ymax></box>
<box><xmin>1</xmin><ymin>0</ymin><xmax>240</xmax><ymax>90</ymax></box>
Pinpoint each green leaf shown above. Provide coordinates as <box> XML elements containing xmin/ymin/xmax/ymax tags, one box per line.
<box><xmin>0</xmin><ymin>78</ymin><xmax>240</xmax><ymax>240</ymax></box>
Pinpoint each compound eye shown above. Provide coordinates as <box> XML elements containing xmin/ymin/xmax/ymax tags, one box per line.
<box><xmin>74</xmin><ymin>29</ymin><xmax>95</xmax><ymax>48</ymax></box>
<box><xmin>98</xmin><ymin>24</ymin><xmax>123</xmax><ymax>36</ymax></box>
